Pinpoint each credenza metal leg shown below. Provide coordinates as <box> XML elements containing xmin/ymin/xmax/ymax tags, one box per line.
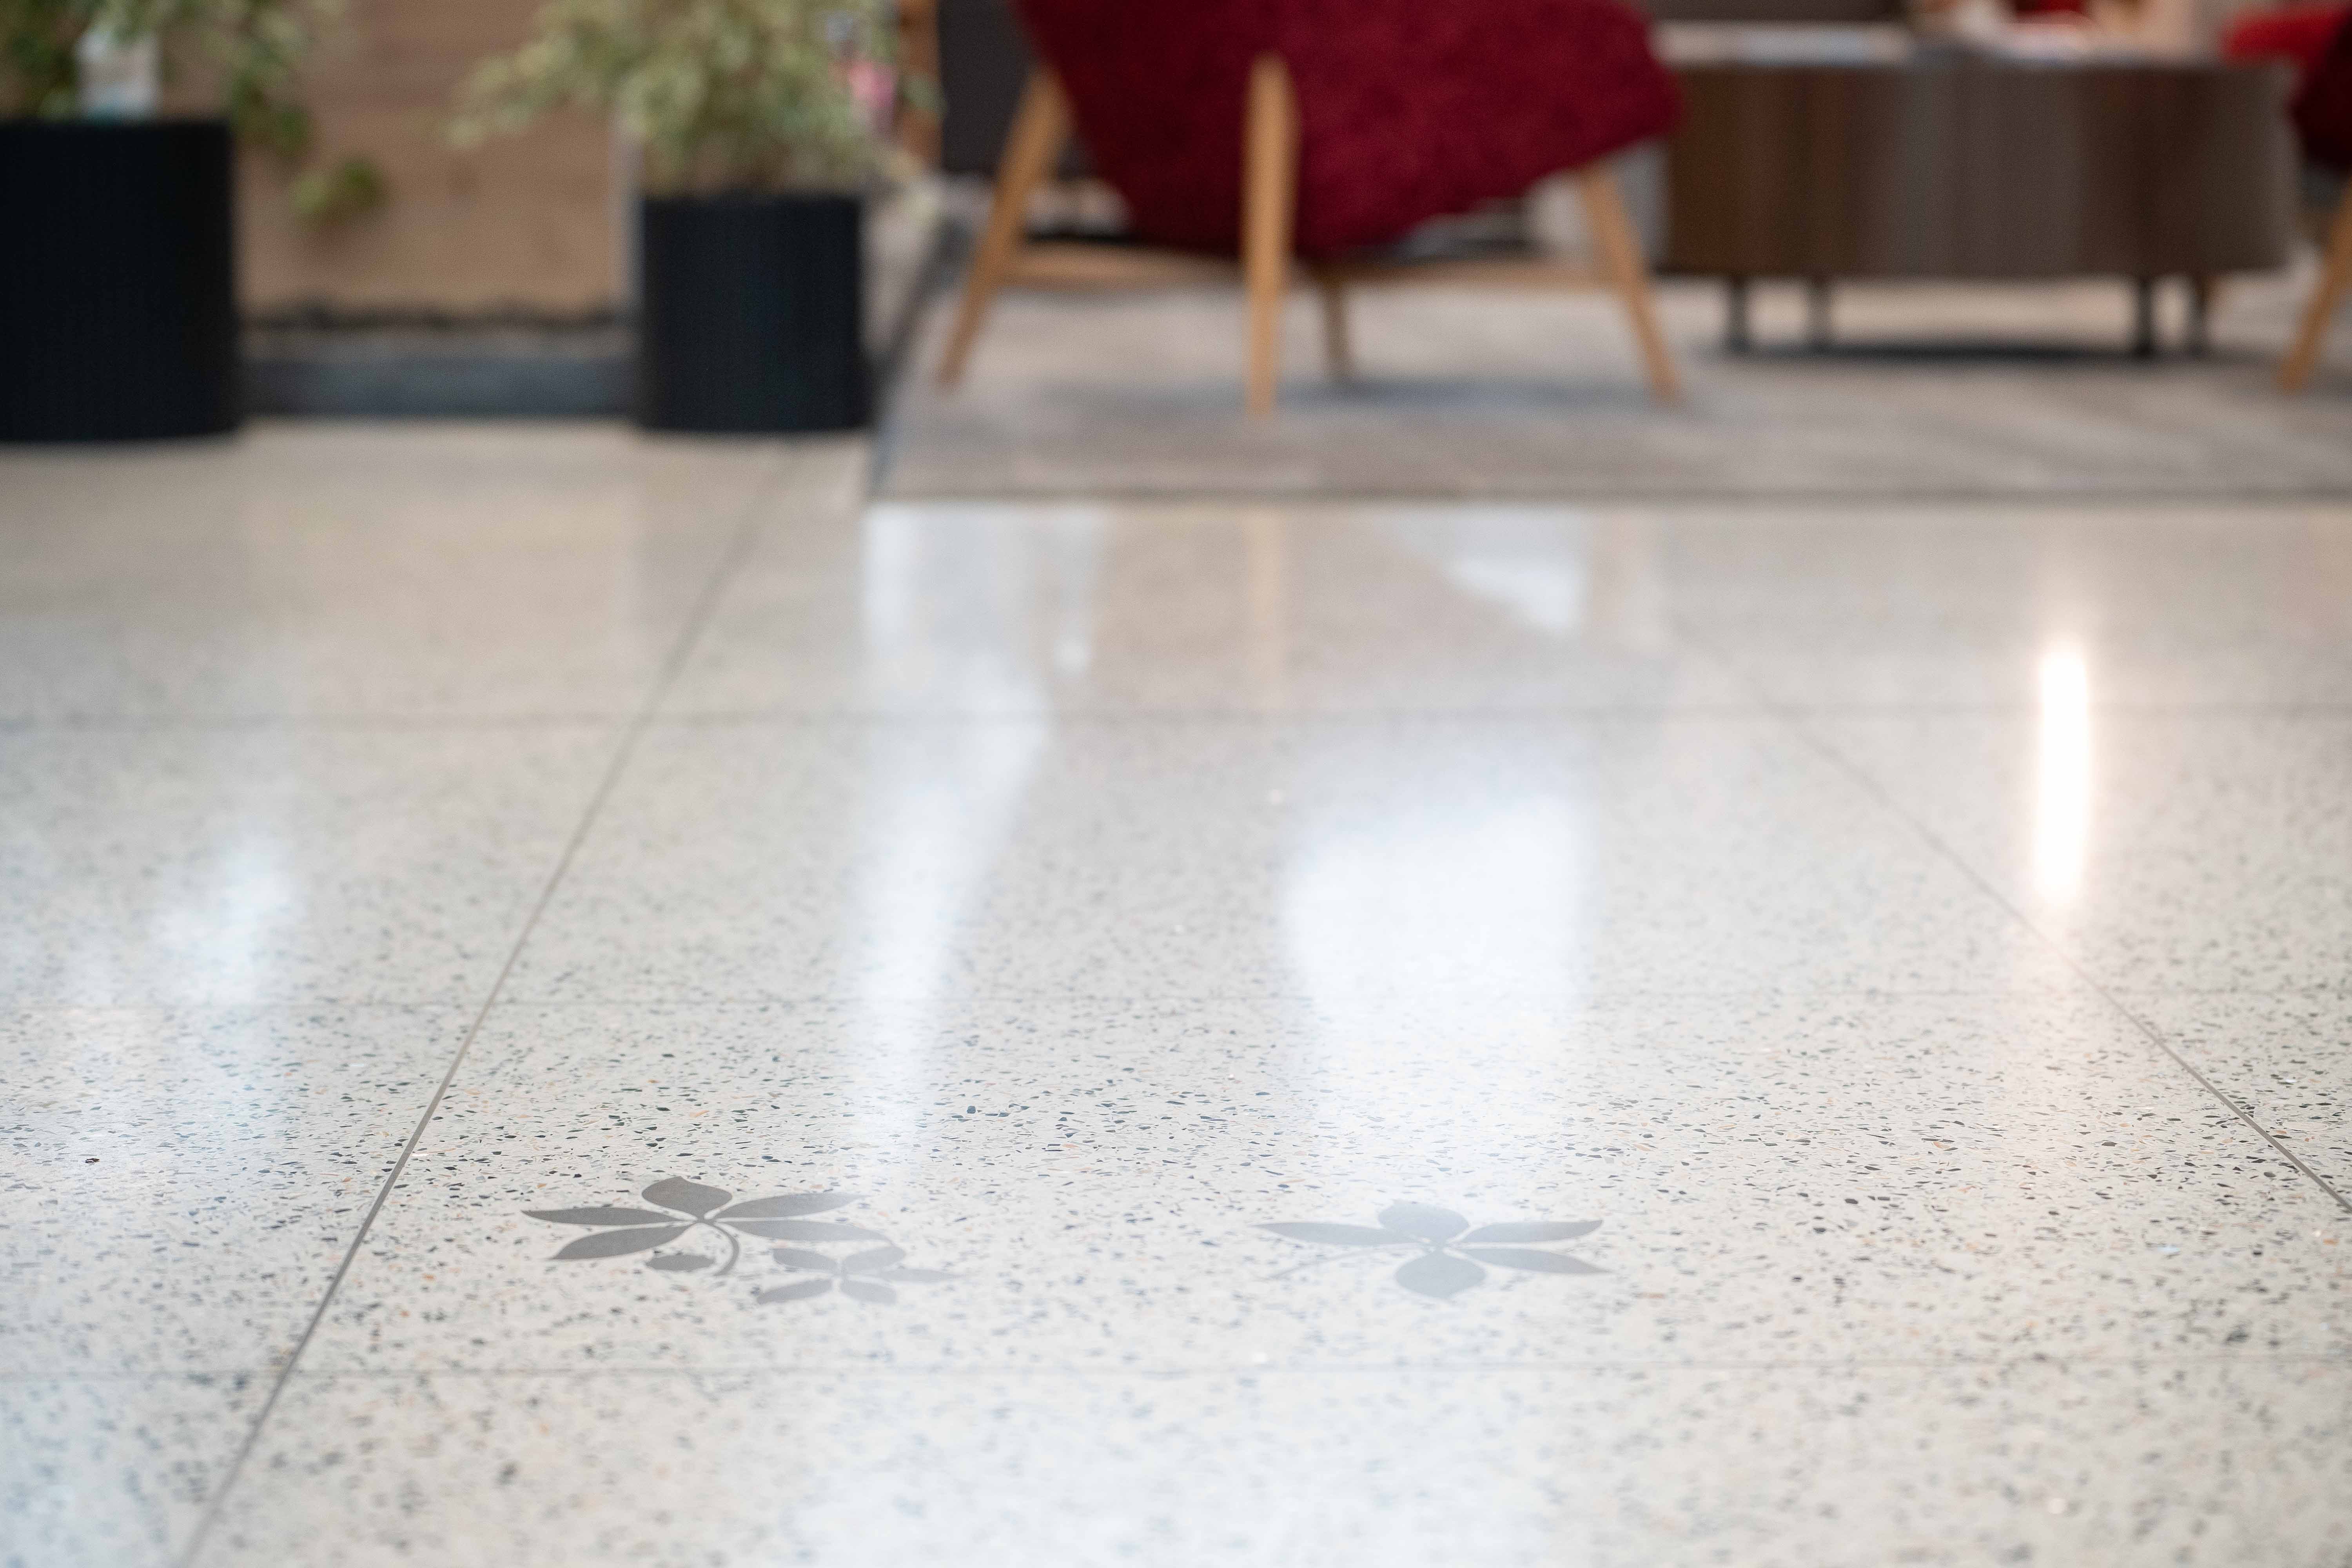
<box><xmin>1806</xmin><ymin>277</ymin><xmax>1832</xmax><ymax>352</ymax></box>
<box><xmin>1725</xmin><ymin>276</ymin><xmax>1751</xmax><ymax>354</ymax></box>
<box><xmin>2187</xmin><ymin>276</ymin><xmax>2214</xmax><ymax>357</ymax></box>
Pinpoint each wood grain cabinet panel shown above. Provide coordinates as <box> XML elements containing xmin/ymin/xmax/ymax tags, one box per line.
<box><xmin>1665</xmin><ymin>59</ymin><xmax>2295</xmax><ymax>282</ymax></box>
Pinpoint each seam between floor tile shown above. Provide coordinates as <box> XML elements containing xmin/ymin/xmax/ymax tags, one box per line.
<box><xmin>873</xmin><ymin>486</ymin><xmax>2352</xmax><ymax>505</ymax></box>
<box><xmin>145</xmin><ymin>1353</ymin><xmax>2352</xmax><ymax>1381</ymax></box>
<box><xmin>12</xmin><ymin>1352</ymin><xmax>2352</xmax><ymax>1390</ymax></box>
<box><xmin>172</xmin><ymin>446</ymin><xmax>815</xmax><ymax>1568</ymax></box>
<box><xmin>1698</xmin><ymin>639</ymin><xmax>2352</xmax><ymax>1221</ymax></box>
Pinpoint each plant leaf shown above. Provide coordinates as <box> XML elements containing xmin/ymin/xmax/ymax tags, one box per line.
<box><xmin>842</xmin><ymin>1245</ymin><xmax>905</xmax><ymax>1275</ymax></box>
<box><xmin>1459</xmin><ymin>1221</ymin><xmax>1602</xmax><ymax>1245</ymax></box>
<box><xmin>771</xmin><ymin>1248</ymin><xmax>838</xmax><ymax>1273</ymax></box>
<box><xmin>641</xmin><ymin>1177</ymin><xmax>732</xmax><ymax>1216</ymax></box>
<box><xmin>724</xmin><ymin>1219</ymin><xmax>887</xmax><ymax>1242</ymax></box>
<box><xmin>1257</xmin><ymin>1223</ymin><xmax>1401</xmax><ymax>1246</ymax></box>
<box><xmin>647</xmin><ymin>1253</ymin><xmax>713</xmax><ymax>1272</ymax></box>
<box><xmin>524</xmin><ymin>1207</ymin><xmax>679</xmax><ymax>1227</ymax></box>
<box><xmin>840</xmin><ymin>1279</ymin><xmax>897</xmax><ymax>1305</ymax></box>
<box><xmin>553</xmin><ymin>1225</ymin><xmax>686</xmax><ymax>1260</ymax></box>
<box><xmin>1379</xmin><ymin>1203</ymin><xmax>1470</xmax><ymax>1242</ymax></box>
<box><xmin>1394</xmin><ymin>1251</ymin><xmax>1485</xmax><ymax>1298</ymax></box>
<box><xmin>880</xmin><ymin>1267</ymin><xmax>954</xmax><ymax>1284</ymax></box>
<box><xmin>1460</xmin><ymin>1247</ymin><xmax>1604</xmax><ymax>1275</ymax></box>
<box><xmin>754</xmin><ymin>1278</ymin><xmax>833</xmax><ymax>1305</ymax></box>
<box><xmin>715</xmin><ymin>1192</ymin><xmax>858</xmax><ymax>1221</ymax></box>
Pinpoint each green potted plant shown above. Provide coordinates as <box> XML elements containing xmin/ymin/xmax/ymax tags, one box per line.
<box><xmin>0</xmin><ymin>0</ymin><xmax>374</xmax><ymax>440</ymax></box>
<box><xmin>454</xmin><ymin>0</ymin><xmax>900</xmax><ymax>432</ymax></box>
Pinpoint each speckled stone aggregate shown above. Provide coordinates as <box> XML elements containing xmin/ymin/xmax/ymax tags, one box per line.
<box><xmin>2</xmin><ymin>424</ymin><xmax>2348</xmax><ymax>1567</ymax></box>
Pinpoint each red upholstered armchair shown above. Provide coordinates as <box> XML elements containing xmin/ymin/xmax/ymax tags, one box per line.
<box><xmin>2280</xmin><ymin>9</ymin><xmax>2352</xmax><ymax>388</ymax></box>
<box><xmin>936</xmin><ymin>0</ymin><xmax>1684</xmax><ymax>414</ymax></box>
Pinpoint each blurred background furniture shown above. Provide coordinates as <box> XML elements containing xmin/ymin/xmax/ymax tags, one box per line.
<box><xmin>934</xmin><ymin>0</ymin><xmax>1685</xmax><ymax>414</ymax></box>
<box><xmin>2223</xmin><ymin>2</ymin><xmax>2348</xmax><ymax>87</ymax></box>
<box><xmin>1664</xmin><ymin>54</ymin><xmax>2298</xmax><ymax>355</ymax></box>
<box><xmin>2273</xmin><ymin>7</ymin><xmax>2352</xmax><ymax>385</ymax></box>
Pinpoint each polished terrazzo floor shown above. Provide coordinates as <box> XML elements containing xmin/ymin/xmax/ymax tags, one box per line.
<box><xmin>4</xmin><ymin>423</ymin><xmax>2351</xmax><ymax>1566</ymax></box>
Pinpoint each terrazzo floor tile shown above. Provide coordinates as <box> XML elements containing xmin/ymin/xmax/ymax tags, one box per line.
<box><xmin>199</xmin><ymin>1359</ymin><xmax>2352</xmax><ymax>1568</ymax></box>
<box><xmin>2124</xmin><ymin>992</ymin><xmax>2352</xmax><ymax>1194</ymax></box>
<box><xmin>11</xmin><ymin>421</ymin><xmax>2352</xmax><ymax>1562</ymax></box>
<box><xmin>0</xmin><ymin>426</ymin><xmax>842</xmax><ymax>722</ymax></box>
<box><xmin>0</xmin><ymin>1373</ymin><xmax>263</xmax><ymax>1568</ymax></box>
<box><xmin>293</xmin><ymin>996</ymin><xmax>2347</xmax><ymax>1374</ymax></box>
<box><xmin>1802</xmin><ymin>712</ymin><xmax>2352</xmax><ymax>994</ymax></box>
<box><xmin>663</xmin><ymin>501</ymin><xmax>1751</xmax><ymax>717</ymax></box>
<box><xmin>0</xmin><ymin>723</ymin><xmax>615</xmax><ymax>1006</ymax></box>
<box><xmin>1653</xmin><ymin>501</ymin><xmax>2352</xmax><ymax>710</ymax></box>
<box><xmin>503</xmin><ymin>715</ymin><xmax>2078</xmax><ymax>1003</ymax></box>
<box><xmin>3</xmin><ymin>1006</ymin><xmax>464</xmax><ymax>1374</ymax></box>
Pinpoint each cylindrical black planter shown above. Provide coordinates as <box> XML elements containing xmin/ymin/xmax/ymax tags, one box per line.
<box><xmin>637</xmin><ymin>192</ymin><xmax>867</xmax><ymax>433</ymax></box>
<box><xmin>0</xmin><ymin>119</ymin><xmax>240</xmax><ymax>442</ymax></box>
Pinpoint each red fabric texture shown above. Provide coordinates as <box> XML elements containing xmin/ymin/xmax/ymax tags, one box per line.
<box><xmin>1011</xmin><ymin>0</ymin><xmax>1680</xmax><ymax>258</ymax></box>
<box><xmin>2291</xmin><ymin>9</ymin><xmax>2352</xmax><ymax>168</ymax></box>
<box><xmin>2222</xmin><ymin>2</ymin><xmax>2350</xmax><ymax>79</ymax></box>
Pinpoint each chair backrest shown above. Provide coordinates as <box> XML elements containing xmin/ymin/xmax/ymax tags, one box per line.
<box><xmin>1015</xmin><ymin>0</ymin><xmax>1680</xmax><ymax>258</ymax></box>
<box><xmin>1639</xmin><ymin>0</ymin><xmax>1901</xmax><ymax>21</ymax></box>
<box><xmin>938</xmin><ymin>0</ymin><xmax>1896</xmax><ymax>183</ymax></box>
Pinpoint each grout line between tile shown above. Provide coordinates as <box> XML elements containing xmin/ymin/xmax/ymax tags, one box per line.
<box><xmin>0</xmin><ymin>713</ymin><xmax>635</xmax><ymax>734</ymax></box>
<box><xmin>36</xmin><ymin>1352</ymin><xmax>2352</xmax><ymax>1385</ymax></box>
<box><xmin>630</xmin><ymin>703</ymin><xmax>2352</xmax><ymax>728</ymax></box>
<box><xmin>171</xmin><ymin>445</ymin><xmax>817</xmax><ymax>1568</ymax></box>
<box><xmin>25</xmin><ymin>983</ymin><xmax>2339</xmax><ymax>1014</ymax></box>
<box><xmin>19</xmin><ymin>1351</ymin><xmax>2350</xmax><ymax>1388</ymax></box>
<box><xmin>32</xmin><ymin>699</ymin><xmax>2347</xmax><ymax>735</ymax></box>
<box><xmin>1690</xmin><ymin>626</ymin><xmax>2352</xmax><ymax>1220</ymax></box>
<box><xmin>874</xmin><ymin>486</ymin><xmax>2352</xmax><ymax>506</ymax></box>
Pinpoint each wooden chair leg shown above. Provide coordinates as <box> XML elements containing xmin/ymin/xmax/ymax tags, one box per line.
<box><xmin>1242</xmin><ymin>53</ymin><xmax>1298</xmax><ymax>418</ymax></box>
<box><xmin>2281</xmin><ymin>185</ymin><xmax>2352</xmax><ymax>392</ymax></box>
<box><xmin>1577</xmin><ymin>167</ymin><xmax>1680</xmax><ymax>405</ymax></box>
<box><xmin>936</xmin><ymin>70</ymin><xmax>1068</xmax><ymax>390</ymax></box>
<box><xmin>1315</xmin><ymin>271</ymin><xmax>1353</xmax><ymax>383</ymax></box>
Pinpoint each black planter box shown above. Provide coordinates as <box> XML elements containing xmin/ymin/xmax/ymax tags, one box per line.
<box><xmin>637</xmin><ymin>191</ymin><xmax>867</xmax><ymax>433</ymax></box>
<box><xmin>0</xmin><ymin>119</ymin><xmax>240</xmax><ymax>442</ymax></box>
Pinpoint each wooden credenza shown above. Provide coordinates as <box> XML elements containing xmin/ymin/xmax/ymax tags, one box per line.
<box><xmin>1662</xmin><ymin>54</ymin><xmax>2299</xmax><ymax>352</ymax></box>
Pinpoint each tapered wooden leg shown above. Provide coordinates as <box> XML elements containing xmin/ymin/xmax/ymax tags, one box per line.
<box><xmin>1242</xmin><ymin>53</ymin><xmax>1298</xmax><ymax>418</ymax></box>
<box><xmin>937</xmin><ymin>71</ymin><xmax>1067</xmax><ymax>389</ymax></box>
<box><xmin>2281</xmin><ymin>187</ymin><xmax>2352</xmax><ymax>392</ymax></box>
<box><xmin>1577</xmin><ymin>167</ymin><xmax>1679</xmax><ymax>404</ymax></box>
<box><xmin>1315</xmin><ymin>271</ymin><xmax>1352</xmax><ymax>382</ymax></box>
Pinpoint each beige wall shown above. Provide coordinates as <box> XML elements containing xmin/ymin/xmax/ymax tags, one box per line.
<box><xmin>239</xmin><ymin>0</ymin><xmax>621</xmax><ymax>314</ymax></box>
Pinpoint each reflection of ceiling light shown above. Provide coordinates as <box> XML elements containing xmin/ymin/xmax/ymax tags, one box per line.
<box><xmin>1284</xmin><ymin>792</ymin><xmax>1587</xmax><ymax>1011</ymax></box>
<box><xmin>2032</xmin><ymin>647</ymin><xmax>2090</xmax><ymax>901</ymax></box>
<box><xmin>1437</xmin><ymin>556</ymin><xmax>1587</xmax><ymax>637</ymax></box>
<box><xmin>1372</xmin><ymin>508</ymin><xmax>1593</xmax><ymax>638</ymax></box>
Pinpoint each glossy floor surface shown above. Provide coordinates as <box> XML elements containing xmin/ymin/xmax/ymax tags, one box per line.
<box><xmin>4</xmin><ymin>423</ymin><xmax>2351</xmax><ymax>1567</ymax></box>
